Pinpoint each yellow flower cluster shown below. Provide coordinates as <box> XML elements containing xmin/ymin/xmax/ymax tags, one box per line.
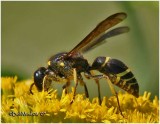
<box><xmin>1</xmin><ymin>76</ymin><xmax>159</xmax><ymax>123</ymax></box>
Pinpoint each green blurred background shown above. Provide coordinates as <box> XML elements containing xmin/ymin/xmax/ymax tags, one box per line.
<box><xmin>2</xmin><ymin>1</ymin><xmax>159</xmax><ymax>99</ymax></box>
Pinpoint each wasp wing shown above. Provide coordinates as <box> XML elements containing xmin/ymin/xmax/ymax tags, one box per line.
<box><xmin>81</xmin><ymin>26</ymin><xmax>130</xmax><ymax>53</ymax></box>
<box><xmin>66</xmin><ymin>12</ymin><xmax>127</xmax><ymax>57</ymax></box>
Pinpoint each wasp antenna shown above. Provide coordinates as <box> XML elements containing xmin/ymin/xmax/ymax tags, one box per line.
<box><xmin>29</xmin><ymin>83</ymin><xmax>35</xmax><ymax>95</ymax></box>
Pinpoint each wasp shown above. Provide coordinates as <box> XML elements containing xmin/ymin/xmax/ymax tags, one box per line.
<box><xmin>30</xmin><ymin>12</ymin><xmax>139</xmax><ymax>116</ymax></box>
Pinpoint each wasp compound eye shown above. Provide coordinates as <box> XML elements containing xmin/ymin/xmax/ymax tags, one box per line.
<box><xmin>34</xmin><ymin>67</ymin><xmax>47</xmax><ymax>91</ymax></box>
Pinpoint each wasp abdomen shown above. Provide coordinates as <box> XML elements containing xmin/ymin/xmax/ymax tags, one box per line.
<box><xmin>91</xmin><ymin>57</ymin><xmax>139</xmax><ymax>97</ymax></box>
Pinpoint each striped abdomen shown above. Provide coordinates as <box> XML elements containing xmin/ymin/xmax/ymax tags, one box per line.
<box><xmin>91</xmin><ymin>57</ymin><xmax>139</xmax><ymax>97</ymax></box>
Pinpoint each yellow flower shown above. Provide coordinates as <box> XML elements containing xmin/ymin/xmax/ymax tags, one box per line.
<box><xmin>1</xmin><ymin>76</ymin><xmax>159</xmax><ymax>123</ymax></box>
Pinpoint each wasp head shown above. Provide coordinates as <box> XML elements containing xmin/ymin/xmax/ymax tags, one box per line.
<box><xmin>33</xmin><ymin>67</ymin><xmax>47</xmax><ymax>91</ymax></box>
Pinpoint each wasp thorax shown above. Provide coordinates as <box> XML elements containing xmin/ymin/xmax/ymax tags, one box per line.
<box><xmin>47</xmin><ymin>52</ymin><xmax>73</xmax><ymax>77</ymax></box>
<box><xmin>48</xmin><ymin>52</ymin><xmax>67</xmax><ymax>66</ymax></box>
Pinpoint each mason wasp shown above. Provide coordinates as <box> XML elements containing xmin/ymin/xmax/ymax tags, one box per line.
<box><xmin>30</xmin><ymin>12</ymin><xmax>139</xmax><ymax>116</ymax></box>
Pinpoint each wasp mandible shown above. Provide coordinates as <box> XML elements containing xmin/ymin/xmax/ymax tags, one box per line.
<box><xmin>30</xmin><ymin>12</ymin><xmax>139</xmax><ymax>113</ymax></box>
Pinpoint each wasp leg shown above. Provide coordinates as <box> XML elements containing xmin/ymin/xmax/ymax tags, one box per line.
<box><xmin>89</xmin><ymin>74</ymin><xmax>124</xmax><ymax>117</ymax></box>
<box><xmin>29</xmin><ymin>75</ymin><xmax>47</xmax><ymax>95</ymax></box>
<box><xmin>29</xmin><ymin>83</ymin><xmax>35</xmax><ymax>95</ymax></box>
<box><xmin>71</xmin><ymin>68</ymin><xmax>89</xmax><ymax>104</ymax></box>
<box><xmin>78</xmin><ymin>75</ymin><xmax>89</xmax><ymax>98</ymax></box>
<box><xmin>90</xmin><ymin>71</ymin><xmax>103</xmax><ymax>104</ymax></box>
<box><xmin>85</xmin><ymin>73</ymin><xmax>124</xmax><ymax>117</ymax></box>
<box><xmin>42</xmin><ymin>75</ymin><xmax>48</xmax><ymax>93</ymax></box>
<box><xmin>62</xmin><ymin>81</ymin><xmax>71</xmax><ymax>94</ymax></box>
<box><xmin>103</xmin><ymin>75</ymin><xmax>124</xmax><ymax>118</ymax></box>
<box><xmin>70</xmin><ymin>68</ymin><xmax>78</xmax><ymax>104</ymax></box>
<box><xmin>84</xmin><ymin>72</ymin><xmax>103</xmax><ymax>104</ymax></box>
<box><xmin>95</xmin><ymin>79</ymin><xmax>101</xmax><ymax>104</ymax></box>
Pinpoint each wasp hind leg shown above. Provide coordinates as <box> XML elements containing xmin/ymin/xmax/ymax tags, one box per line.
<box><xmin>94</xmin><ymin>74</ymin><xmax>124</xmax><ymax>117</ymax></box>
<box><xmin>85</xmin><ymin>72</ymin><xmax>124</xmax><ymax>117</ymax></box>
<box><xmin>105</xmin><ymin>75</ymin><xmax>124</xmax><ymax>118</ymax></box>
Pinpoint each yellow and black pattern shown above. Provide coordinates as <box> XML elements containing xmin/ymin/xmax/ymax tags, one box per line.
<box><xmin>92</xmin><ymin>57</ymin><xmax>139</xmax><ymax>97</ymax></box>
